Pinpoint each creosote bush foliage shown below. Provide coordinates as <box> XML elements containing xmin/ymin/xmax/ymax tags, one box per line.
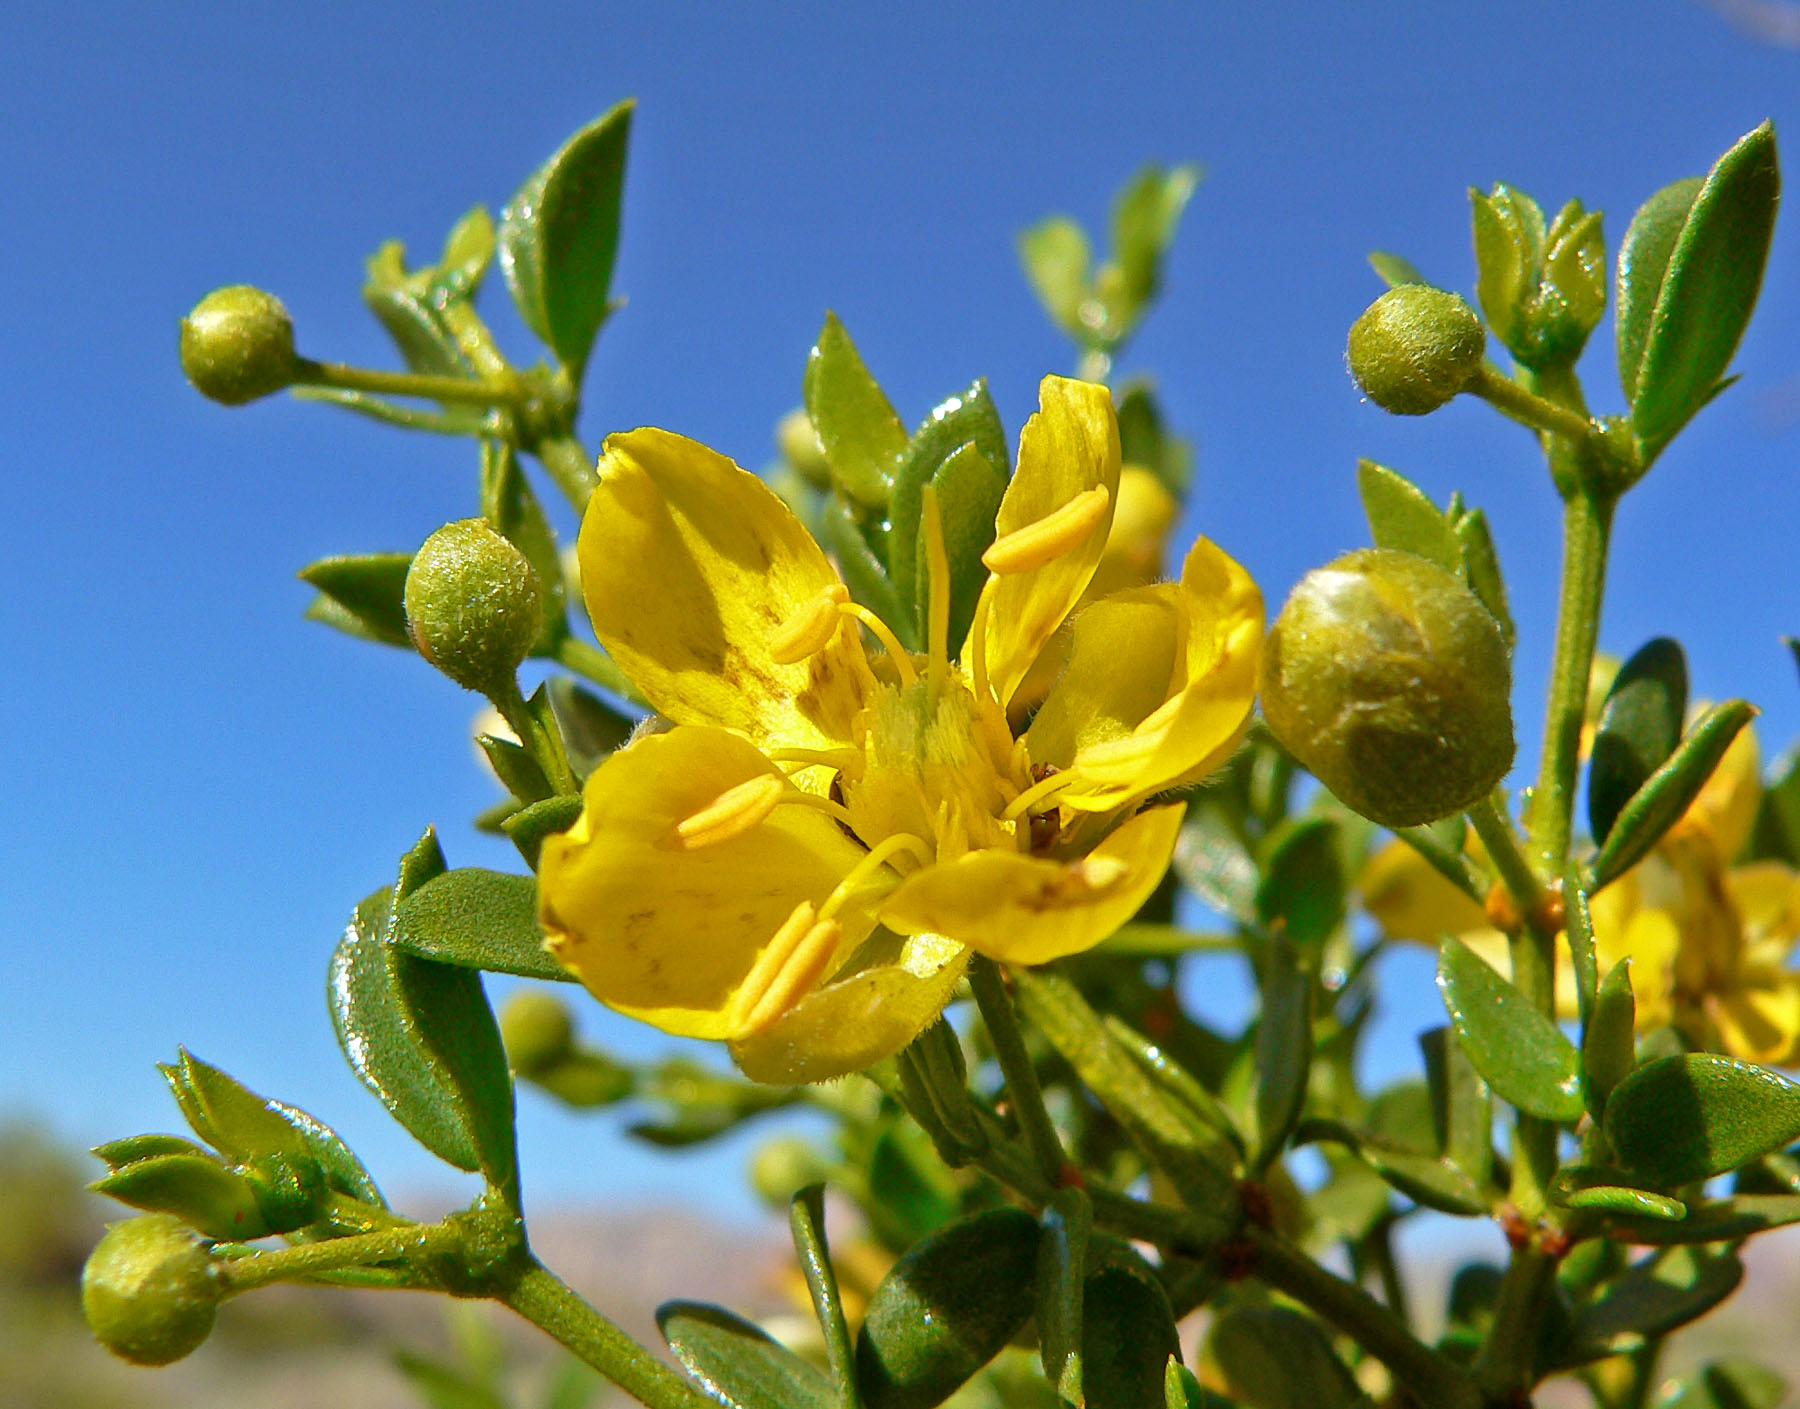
<box><xmin>86</xmin><ymin>98</ymin><xmax>1800</xmax><ymax>1409</ymax></box>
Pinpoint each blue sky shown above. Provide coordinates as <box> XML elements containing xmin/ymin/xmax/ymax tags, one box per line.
<box><xmin>6</xmin><ymin>2</ymin><xmax>1800</xmax><ymax>1221</ymax></box>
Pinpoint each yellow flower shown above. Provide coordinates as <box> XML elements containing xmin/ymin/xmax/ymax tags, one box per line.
<box><xmin>1361</xmin><ymin>725</ymin><xmax>1800</xmax><ymax>1064</ymax></box>
<box><xmin>539</xmin><ymin>377</ymin><xmax>1263</xmax><ymax>1083</ymax></box>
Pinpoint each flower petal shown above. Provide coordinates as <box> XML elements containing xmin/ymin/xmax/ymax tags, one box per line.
<box><xmin>965</xmin><ymin>377</ymin><xmax>1119</xmax><ymax>710</ymax></box>
<box><xmin>730</xmin><ymin>931</ymin><xmax>972</xmax><ymax>1084</ymax></box>
<box><xmin>579</xmin><ymin>427</ymin><xmax>875</xmax><ymax>754</ymax></box>
<box><xmin>538</xmin><ymin>725</ymin><xmax>872</xmax><ymax>1039</ymax></box>
<box><xmin>1715</xmin><ymin>971</ymin><xmax>1800</xmax><ymax>1066</ymax></box>
<box><xmin>879</xmin><ymin>803</ymin><xmax>1183</xmax><ymax>965</ymax></box>
<box><xmin>1358</xmin><ymin>837</ymin><xmax>1493</xmax><ymax>945</ymax></box>
<box><xmin>1029</xmin><ymin>536</ymin><xmax>1262</xmax><ymax>810</ymax></box>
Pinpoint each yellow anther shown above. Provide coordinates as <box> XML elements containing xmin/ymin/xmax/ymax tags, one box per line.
<box><xmin>771</xmin><ymin>583</ymin><xmax>851</xmax><ymax>664</ymax></box>
<box><xmin>733</xmin><ymin>902</ymin><xmax>844</xmax><ymax>1036</ymax></box>
<box><xmin>671</xmin><ymin>773</ymin><xmax>787</xmax><ymax>849</ymax></box>
<box><xmin>982</xmin><ymin>485</ymin><xmax>1111</xmax><ymax>575</ymax></box>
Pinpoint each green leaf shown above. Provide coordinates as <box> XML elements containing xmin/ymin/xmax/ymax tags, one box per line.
<box><xmin>1295</xmin><ymin>1117</ymin><xmax>1489</xmax><ymax>1216</ymax></box>
<box><xmin>364</xmin><ymin>241</ymin><xmax>471</xmax><ymax>378</ymax></box>
<box><xmin>1591</xmin><ymin>701</ymin><xmax>1758</xmax><ymax>889</ymax></box>
<box><xmin>1114</xmin><ymin>379</ymin><xmax>1192</xmax><ymax>495</ymax></box>
<box><xmin>299</xmin><ymin>553</ymin><xmax>414</xmax><ymax>647</ymax></box>
<box><xmin>479</xmin><ymin>734</ymin><xmax>553</xmax><ymax>806</ymax></box>
<box><xmin>1210</xmin><ymin>1306</ymin><xmax>1363</xmax><ymax>1409</ymax></box>
<box><xmin>1368</xmin><ymin>250</ymin><xmax>1427</xmax><ymax>287</ymax></box>
<box><xmin>659</xmin><ymin>1301</ymin><xmax>836</xmax><ymax>1409</ymax></box>
<box><xmin>1559</xmin><ymin>1183</ymin><xmax>1685</xmax><ymax>1221</ymax></box>
<box><xmin>546</xmin><ymin>677</ymin><xmax>635</xmax><ymax>777</ymax></box>
<box><xmin>1589</xmin><ymin>637</ymin><xmax>1688</xmax><ymax>846</ymax></box>
<box><xmin>1565</xmin><ymin>873</ymin><xmax>1601</xmax><ymax>1028</ymax></box>
<box><xmin>1652</xmin><ymin>1361</ymin><xmax>1788</xmax><ymax>1409</ymax></box>
<box><xmin>498</xmin><ymin>100</ymin><xmax>633</xmax><ymax>378</ymax></box>
<box><xmin>820</xmin><ymin>495</ymin><xmax>909</xmax><ymax>636</ymax></box>
<box><xmin>926</xmin><ymin>442</ymin><xmax>1008</xmax><ymax>655</ymax></box>
<box><xmin>1081</xmin><ymin>1238</ymin><xmax>1182</xmax><ymax>1409</ymax></box>
<box><xmin>1035</xmin><ymin>1187</ymin><xmax>1090</xmax><ymax>1405</ymax></box>
<box><xmin>265</xmin><ymin>1098</ymin><xmax>385</xmax><ymax>1206</ymax></box>
<box><xmin>1451</xmin><ymin>508</ymin><xmax>1514</xmax><ymax>649</ymax></box>
<box><xmin>160</xmin><ymin>1049</ymin><xmax>306</xmax><ymax>1161</ymax></box>
<box><xmin>1749</xmin><ymin>743</ymin><xmax>1800</xmax><ymax>865</ymax></box>
<box><xmin>1582</xmin><ymin>959</ymin><xmax>1637</xmax><ymax>1121</ymax></box>
<box><xmin>1256</xmin><ymin>816</ymin><xmax>1345</xmax><ymax>948</ymax></box>
<box><xmin>789</xmin><ymin>1186</ymin><xmax>859</xmax><ymax>1409</ymax></box>
<box><xmin>1601</xmin><ymin>1194</ymin><xmax>1800</xmax><ymax>1245</ymax></box>
<box><xmin>1355</xmin><ymin>460</ymin><xmax>1460</xmax><ymax>573</ymax></box>
<box><xmin>435</xmin><ymin>205</ymin><xmax>496</xmax><ymax>303</ymax></box>
<box><xmin>1622</xmin><ymin>124</ymin><xmax>1779</xmax><ymax>461</ymax></box>
<box><xmin>1421</xmin><ymin>1026</ymin><xmax>1493</xmax><ymax>1188</ymax></box>
<box><xmin>329</xmin><ymin>835</ymin><xmax>517</xmax><ymax>1186</ymax></box>
<box><xmin>1018</xmin><ymin>216</ymin><xmax>1091</xmax><ymax>341</ymax></box>
<box><xmin>390</xmin><ymin>868</ymin><xmax>567</xmax><ymax>982</ymax></box>
<box><xmin>92</xmin><ymin>1152</ymin><xmax>269</xmax><ymax>1240</ymax></box>
<box><xmin>855</xmin><ymin>1207</ymin><xmax>1040</xmax><ymax>1409</ymax></box>
<box><xmin>1557</xmin><ymin>1246</ymin><xmax>1742</xmax><ymax>1368</ymax></box>
<box><xmin>92</xmin><ymin>1134</ymin><xmax>207</xmax><ymax>1169</ymax></box>
<box><xmin>804</xmin><ymin>313</ymin><xmax>907</xmax><ymax>511</ymax></box>
<box><xmin>502</xmin><ymin>793</ymin><xmax>584</xmax><ymax>870</ymax></box>
<box><xmin>480</xmin><ymin>442</ymin><xmax>567</xmax><ymax>654</ymax></box>
<box><xmin>1437</xmin><ymin>936</ymin><xmax>1584</xmax><ymax>1122</ymax></box>
<box><xmin>1174</xmin><ymin>807</ymin><xmax>1259</xmax><ymax>924</ymax></box>
<box><xmin>1605</xmin><ymin>1053</ymin><xmax>1800</xmax><ymax>1187</ymax></box>
<box><xmin>1471</xmin><ymin>183</ymin><xmax>1543</xmax><ymax>349</ymax></box>
<box><xmin>1252</xmin><ymin>934</ymin><xmax>1312</xmax><ymax>1170</ymax></box>
<box><xmin>866</xmin><ymin>1127</ymin><xmax>959</xmax><ymax>1246</ymax></box>
<box><xmin>1111</xmin><ymin>163</ymin><xmax>1200</xmax><ymax>315</ymax></box>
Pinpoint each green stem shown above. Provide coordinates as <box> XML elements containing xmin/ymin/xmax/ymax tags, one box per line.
<box><xmin>493</xmin><ymin>676</ymin><xmax>579</xmax><ymax>796</ymax></box>
<box><xmin>218</xmin><ymin>1220</ymin><xmax>454</xmax><ymax>1294</ymax></box>
<box><xmin>498</xmin><ymin>1257</ymin><xmax>719</xmax><ymax>1409</ymax></box>
<box><xmin>295</xmin><ymin>357</ymin><xmax>519</xmax><ymax>408</ymax></box>
<box><xmin>1365</xmin><ymin>1216</ymin><xmax>1412</xmax><ymax>1328</ymax></box>
<box><xmin>1467</xmin><ymin>793</ymin><xmax>1546</xmax><ymax>934</ymax></box>
<box><xmin>1473</xmin><ymin>1246</ymin><xmax>1558</xmax><ymax>1402</ymax></box>
<box><xmin>1468</xmin><ymin>364</ymin><xmax>1598</xmax><ymax>445</ymax></box>
<box><xmin>1394</xmin><ymin>824</ymin><xmax>1489</xmax><ymax>906</ymax></box>
<box><xmin>534</xmin><ymin>432</ymin><xmax>600</xmax><ymax>510</ymax></box>
<box><xmin>1247</xmin><ymin>1227</ymin><xmax>1481</xmax><ymax>1409</ymax></box>
<box><xmin>555</xmin><ymin>634</ymin><xmax>643</xmax><ymax>704</ymax></box>
<box><xmin>970</xmin><ymin>958</ymin><xmax>1067</xmax><ymax>1183</ymax></box>
<box><xmin>1076</xmin><ymin>347</ymin><xmax>1112</xmax><ymax>384</ymax></box>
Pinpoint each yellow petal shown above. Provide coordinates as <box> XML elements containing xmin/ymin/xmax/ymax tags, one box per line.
<box><xmin>730</xmin><ymin>931</ymin><xmax>972</xmax><ymax>1084</ymax></box>
<box><xmin>1615</xmin><ymin>908</ymin><xmax>1680</xmax><ymax>1032</ymax></box>
<box><xmin>1084</xmin><ymin>465</ymin><xmax>1179</xmax><ymax>600</ymax></box>
<box><xmin>1357</xmin><ymin>837</ymin><xmax>1492</xmax><ymax>945</ymax></box>
<box><xmin>578</xmin><ymin>427</ymin><xmax>875</xmax><ymax>757</ymax></box>
<box><xmin>1715</xmin><ymin>971</ymin><xmax>1800</xmax><ymax>1066</ymax></box>
<box><xmin>1728</xmin><ymin>861</ymin><xmax>1800</xmax><ymax>951</ymax></box>
<box><xmin>1029</xmin><ymin>536</ymin><xmax>1262</xmax><ymax>810</ymax></box>
<box><xmin>538</xmin><ymin>726</ymin><xmax>871</xmax><ymax>1039</ymax></box>
<box><xmin>1680</xmin><ymin>719</ymin><xmax>1760</xmax><ymax>860</ymax></box>
<box><xmin>880</xmin><ymin>804</ymin><xmax>1184</xmax><ymax>965</ymax></box>
<box><xmin>964</xmin><ymin>377</ymin><xmax>1119</xmax><ymax>710</ymax></box>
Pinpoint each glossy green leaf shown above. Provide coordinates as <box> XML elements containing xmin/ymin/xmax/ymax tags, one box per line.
<box><xmin>789</xmin><ymin>1185</ymin><xmax>859</xmax><ymax>1409</ymax></box>
<box><xmin>546</xmin><ymin>676</ymin><xmax>636</xmax><ymax>778</ymax></box>
<box><xmin>1252</xmin><ymin>934</ymin><xmax>1312</xmax><ymax>1170</ymax></box>
<box><xmin>1606</xmin><ymin>1053</ymin><xmax>1800</xmax><ymax>1187</ymax></box>
<box><xmin>1471</xmin><ymin>183</ymin><xmax>1543</xmax><ymax>349</ymax></box>
<box><xmin>160</xmin><ymin>1049</ymin><xmax>306</xmax><ymax>1161</ymax></box>
<box><xmin>299</xmin><ymin>553</ymin><xmax>414</xmax><ymax>647</ymax></box>
<box><xmin>1557</xmin><ymin>1246</ymin><xmax>1741</xmax><ymax>1368</ymax></box>
<box><xmin>866</xmin><ymin>1126</ymin><xmax>959</xmax><ymax>1247</ymax></box>
<box><xmin>1421</xmin><ymin>1026</ymin><xmax>1493</xmax><ymax>1188</ymax></box>
<box><xmin>480</xmin><ymin>442</ymin><xmax>566</xmax><ymax>653</ymax></box>
<box><xmin>1368</xmin><ymin>250</ymin><xmax>1427</xmax><ymax>287</ymax></box>
<box><xmin>1602</xmin><ymin>1194</ymin><xmax>1800</xmax><ymax>1245</ymax></box>
<box><xmin>92</xmin><ymin>1152</ymin><xmax>269</xmax><ymax>1240</ymax></box>
<box><xmin>1210</xmin><ymin>1306</ymin><xmax>1363</xmax><ymax>1409</ymax></box>
<box><xmin>92</xmin><ymin>1133</ymin><xmax>207</xmax><ymax>1169</ymax></box>
<box><xmin>1451</xmin><ymin>507</ymin><xmax>1513</xmax><ymax>648</ymax></box>
<box><xmin>1621</xmin><ymin>124</ymin><xmax>1779</xmax><ymax>461</ymax></box>
<box><xmin>1356</xmin><ymin>459</ymin><xmax>1460</xmax><ymax>573</ymax></box>
<box><xmin>1589</xmin><ymin>637</ymin><xmax>1688</xmax><ymax>846</ymax></box>
<box><xmin>927</xmin><ymin>444</ymin><xmax>1008</xmax><ymax>655</ymax></box>
<box><xmin>659</xmin><ymin>1301</ymin><xmax>836</xmax><ymax>1409</ymax></box>
<box><xmin>1591</xmin><ymin>701</ymin><xmax>1757</xmax><ymax>889</ymax></box>
<box><xmin>1437</xmin><ymin>936</ymin><xmax>1584</xmax><ymax>1122</ymax></box>
<box><xmin>1653</xmin><ymin>1360</ymin><xmax>1788</xmax><ymax>1409</ymax></box>
<box><xmin>1112</xmin><ymin>163</ymin><xmax>1200</xmax><ymax>314</ymax></box>
<box><xmin>1103</xmin><ymin>1013</ymin><xmax>1246</xmax><ymax>1160</ymax></box>
<box><xmin>1256</xmin><ymin>816</ymin><xmax>1344</xmax><ymax>948</ymax></box>
<box><xmin>329</xmin><ymin>834</ymin><xmax>517</xmax><ymax>1186</ymax></box>
<box><xmin>1295</xmin><ymin>1117</ymin><xmax>1488</xmax><ymax>1216</ymax></box>
<box><xmin>479</xmin><ymin>734</ymin><xmax>552</xmax><ymax>807</ymax></box>
<box><xmin>855</xmin><ymin>1207</ymin><xmax>1040</xmax><ymax>1409</ymax></box>
<box><xmin>499</xmin><ymin>100</ymin><xmax>633</xmax><ymax>377</ymax></box>
<box><xmin>502</xmin><ymin>793</ymin><xmax>584</xmax><ymax>870</ymax></box>
<box><xmin>390</xmin><ymin>867</ymin><xmax>565</xmax><ymax>982</ymax></box>
<box><xmin>1082</xmin><ymin>1238</ymin><xmax>1182</xmax><ymax>1409</ymax></box>
<box><xmin>1583</xmin><ymin>959</ymin><xmax>1637</xmax><ymax>1121</ymax></box>
<box><xmin>1560</xmin><ymin>1183</ymin><xmax>1685</xmax><ymax>1221</ymax></box>
<box><xmin>1036</xmin><ymin>1186</ymin><xmax>1091</xmax><ymax>1405</ymax></box>
<box><xmin>804</xmin><ymin>313</ymin><xmax>907</xmax><ymax>510</ymax></box>
<box><xmin>265</xmin><ymin>1097</ymin><xmax>384</xmax><ymax>1206</ymax></box>
<box><xmin>1018</xmin><ymin>216</ymin><xmax>1091</xmax><ymax>340</ymax></box>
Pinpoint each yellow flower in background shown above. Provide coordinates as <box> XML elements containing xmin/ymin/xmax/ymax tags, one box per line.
<box><xmin>538</xmin><ymin>376</ymin><xmax>1263</xmax><ymax>1083</ymax></box>
<box><xmin>1360</xmin><ymin>725</ymin><xmax>1800</xmax><ymax>1064</ymax></box>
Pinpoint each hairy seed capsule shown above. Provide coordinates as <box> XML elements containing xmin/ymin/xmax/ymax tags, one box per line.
<box><xmin>1259</xmin><ymin>549</ymin><xmax>1514</xmax><ymax>826</ymax></box>
<box><xmin>1346</xmin><ymin>286</ymin><xmax>1486</xmax><ymax>415</ymax></box>
<box><xmin>179</xmin><ymin>285</ymin><xmax>298</xmax><ymax>405</ymax></box>
<box><xmin>405</xmin><ymin>519</ymin><xmax>542</xmax><ymax>695</ymax></box>
<box><xmin>82</xmin><ymin>1214</ymin><xmax>222</xmax><ymax>1366</ymax></box>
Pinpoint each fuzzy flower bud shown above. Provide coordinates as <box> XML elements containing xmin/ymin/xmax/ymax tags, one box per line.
<box><xmin>405</xmin><ymin>520</ymin><xmax>542</xmax><ymax>695</ymax></box>
<box><xmin>777</xmin><ymin>409</ymin><xmax>832</xmax><ymax>489</ymax></box>
<box><xmin>82</xmin><ymin>1215</ymin><xmax>222</xmax><ymax>1366</ymax></box>
<box><xmin>1259</xmin><ymin>549</ymin><xmax>1514</xmax><ymax>827</ymax></box>
<box><xmin>1346</xmin><ymin>287</ymin><xmax>1486</xmax><ymax>415</ymax></box>
<box><xmin>179</xmin><ymin>286</ymin><xmax>298</xmax><ymax>405</ymax></box>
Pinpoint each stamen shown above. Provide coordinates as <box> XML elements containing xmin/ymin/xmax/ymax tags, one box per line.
<box><xmin>672</xmin><ymin>774</ymin><xmax>787</xmax><ymax>849</ymax></box>
<box><xmin>969</xmin><ymin>576</ymin><xmax>997</xmax><ymax>706</ymax></box>
<box><xmin>1002</xmin><ymin>768</ymin><xmax>1079</xmax><ymax>822</ymax></box>
<box><xmin>784</xmin><ymin>789</ymin><xmax>859</xmax><ymax>831</ymax></box>
<box><xmin>733</xmin><ymin>903</ymin><xmax>843</xmax><ymax>1036</ymax></box>
<box><xmin>840</xmin><ymin>602</ymin><xmax>917</xmax><ymax>688</ymax></box>
<box><xmin>982</xmin><ymin>485</ymin><xmax>1111</xmax><ymax>575</ymax></box>
<box><xmin>921</xmin><ymin>483</ymin><xmax>951</xmax><ymax>696</ymax></box>
<box><xmin>771</xmin><ymin>583</ymin><xmax>850</xmax><ymax>664</ymax></box>
<box><xmin>819</xmin><ymin>831</ymin><xmax>936</xmax><ymax>921</ymax></box>
<box><xmin>766</xmin><ymin>745</ymin><xmax>862</xmax><ymax>773</ymax></box>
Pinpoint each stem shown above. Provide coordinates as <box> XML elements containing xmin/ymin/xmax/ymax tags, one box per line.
<box><xmin>1394</xmin><ymin>824</ymin><xmax>1489</xmax><ymax>906</ymax></box>
<box><xmin>1365</xmin><ymin>1216</ymin><xmax>1412</xmax><ymax>1328</ymax></box>
<box><xmin>1467</xmin><ymin>793</ymin><xmax>1546</xmax><ymax>933</ymax></box>
<box><xmin>1468</xmin><ymin>364</ymin><xmax>1598</xmax><ymax>444</ymax></box>
<box><xmin>1076</xmin><ymin>347</ymin><xmax>1112</xmax><ymax>384</ymax></box>
<box><xmin>295</xmin><ymin>357</ymin><xmax>519</xmax><ymax>408</ymax></box>
<box><xmin>494</xmin><ymin>677</ymin><xmax>579</xmax><ymax>795</ymax></box>
<box><xmin>1247</xmin><ymin>1227</ymin><xmax>1481</xmax><ymax>1409</ymax></box>
<box><xmin>534</xmin><ymin>432</ymin><xmax>600</xmax><ymax>510</ymax></box>
<box><xmin>1473</xmin><ymin>1247</ymin><xmax>1558</xmax><ymax>1402</ymax></box>
<box><xmin>499</xmin><ymin>1257</ymin><xmax>719</xmax><ymax>1409</ymax></box>
<box><xmin>970</xmin><ymin>958</ymin><xmax>1067</xmax><ymax>1183</ymax></box>
<box><xmin>218</xmin><ymin>1220</ymin><xmax>456</xmax><ymax>1294</ymax></box>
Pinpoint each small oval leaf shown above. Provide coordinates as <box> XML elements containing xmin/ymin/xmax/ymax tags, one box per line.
<box><xmin>1356</xmin><ymin>459</ymin><xmax>1461</xmax><ymax>573</ymax></box>
<box><xmin>659</xmin><ymin>1301</ymin><xmax>835</xmax><ymax>1409</ymax></box>
<box><xmin>1605</xmin><ymin>1053</ymin><xmax>1800</xmax><ymax>1187</ymax></box>
<box><xmin>1589</xmin><ymin>637</ymin><xmax>1687</xmax><ymax>846</ymax></box>
<box><xmin>1582</xmin><ymin>959</ymin><xmax>1637</xmax><ymax>1121</ymax></box>
<box><xmin>391</xmin><ymin>868</ymin><xmax>564</xmax><ymax>981</ymax></box>
<box><xmin>1210</xmin><ymin>1305</ymin><xmax>1363</xmax><ymax>1409</ymax></box>
<box><xmin>804</xmin><ymin>313</ymin><xmax>907</xmax><ymax>511</ymax></box>
<box><xmin>1437</xmin><ymin>936</ymin><xmax>1584</xmax><ymax>1122</ymax></box>
<box><xmin>1082</xmin><ymin>1239</ymin><xmax>1182</xmax><ymax>1409</ymax></box>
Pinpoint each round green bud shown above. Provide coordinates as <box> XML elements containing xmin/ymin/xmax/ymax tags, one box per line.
<box><xmin>82</xmin><ymin>1215</ymin><xmax>222</xmax><ymax>1366</ymax></box>
<box><xmin>1259</xmin><ymin>549</ymin><xmax>1514</xmax><ymax>827</ymax></box>
<box><xmin>179</xmin><ymin>286</ymin><xmax>298</xmax><ymax>405</ymax></box>
<box><xmin>1346</xmin><ymin>286</ymin><xmax>1486</xmax><ymax>415</ymax></box>
<box><xmin>498</xmin><ymin>989</ymin><xmax>575</xmax><ymax>1076</ymax></box>
<box><xmin>405</xmin><ymin>520</ymin><xmax>542</xmax><ymax>694</ymax></box>
<box><xmin>777</xmin><ymin>409</ymin><xmax>832</xmax><ymax>489</ymax></box>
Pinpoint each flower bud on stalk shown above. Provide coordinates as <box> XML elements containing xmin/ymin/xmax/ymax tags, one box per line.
<box><xmin>82</xmin><ymin>1214</ymin><xmax>223</xmax><ymax>1366</ymax></box>
<box><xmin>179</xmin><ymin>286</ymin><xmax>298</xmax><ymax>404</ymax></box>
<box><xmin>405</xmin><ymin>520</ymin><xmax>542</xmax><ymax>696</ymax></box>
<box><xmin>1346</xmin><ymin>287</ymin><xmax>1486</xmax><ymax>415</ymax></box>
<box><xmin>1259</xmin><ymin>549</ymin><xmax>1514</xmax><ymax>827</ymax></box>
